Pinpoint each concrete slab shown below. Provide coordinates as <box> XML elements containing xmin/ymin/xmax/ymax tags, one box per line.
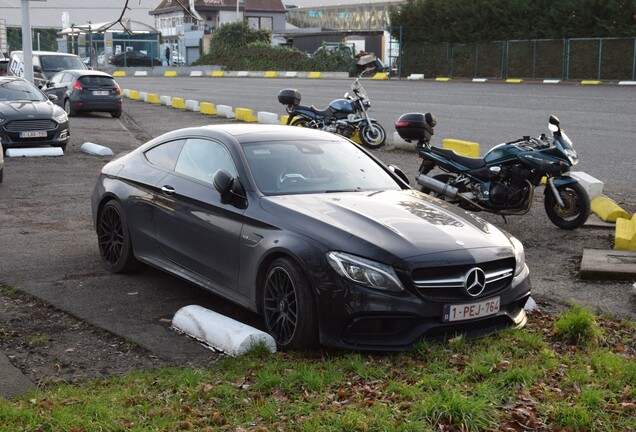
<box><xmin>0</xmin><ymin>351</ymin><xmax>36</xmax><ymax>399</ymax></box>
<box><xmin>580</xmin><ymin>249</ymin><xmax>636</xmax><ymax>280</ymax></box>
<box><xmin>583</xmin><ymin>213</ymin><xmax>616</xmax><ymax>229</ymax></box>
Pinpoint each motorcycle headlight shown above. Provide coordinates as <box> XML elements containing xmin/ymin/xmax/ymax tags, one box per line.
<box><xmin>53</xmin><ymin>109</ymin><xmax>68</xmax><ymax>124</ymax></box>
<box><xmin>327</xmin><ymin>251</ymin><xmax>405</xmax><ymax>292</ymax></box>
<box><xmin>564</xmin><ymin>148</ymin><xmax>578</xmax><ymax>166</ymax></box>
<box><xmin>509</xmin><ymin>236</ymin><xmax>526</xmax><ymax>276</ymax></box>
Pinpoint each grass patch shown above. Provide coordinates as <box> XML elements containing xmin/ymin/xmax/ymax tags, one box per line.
<box><xmin>0</xmin><ymin>307</ymin><xmax>634</xmax><ymax>431</ymax></box>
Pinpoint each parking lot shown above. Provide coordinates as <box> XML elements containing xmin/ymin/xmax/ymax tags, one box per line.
<box><xmin>0</xmin><ymin>97</ymin><xmax>634</xmax><ymax>388</ymax></box>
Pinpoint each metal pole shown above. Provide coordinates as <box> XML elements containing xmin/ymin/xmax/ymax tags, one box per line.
<box><xmin>597</xmin><ymin>38</ymin><xmax>602</xmax><ymax>80</ymax></box>
<box><xmin>21</xmin><ymin>0</ymin><xmax>34</xmax><ymax>83</ymax></box>
<box><xmin>633</xmin><ymin>37</ymin><xmax>636</xmax><ymax>81</ymax></box>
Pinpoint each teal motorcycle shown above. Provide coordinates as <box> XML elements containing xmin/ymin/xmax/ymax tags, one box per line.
<box><xmin>395</xmin><ymin>114</ymin><xmax>591</xmax><ymax>229</ymax></box>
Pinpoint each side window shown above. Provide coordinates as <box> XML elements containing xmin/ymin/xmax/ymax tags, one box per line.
<box><xmin>61</xmin><ymin>73</ymin><xmax>74</xmax><ymax>84</ymax></box>
<box><xmin>144</xmin><ymin>140</ymin><xmax>185</xmax><ymax>171</ymax></box>
<box><xmin>174</xmin><ymin>138</ymin><xmax>237</xmax><ymax>184</ymax></box>
<box><xmin>50</xmin><ymin>73</ymin><xmax>64</xmax><ymax>84</ymax></box>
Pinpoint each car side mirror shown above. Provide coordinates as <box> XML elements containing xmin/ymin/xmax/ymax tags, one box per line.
<box><xmin>213</xmin><ymin>169</ymin><xmax>247</xmax><ymax>208</ymax></box>
<box><xmin>47</xmin><ymin>94</ymin><xmax>58</xmax><ymax>102</ymax></box>
<box><xmin>388</xmin><ymin>165</ymin><xmax>410</xmax><ymax>186</ymax></box>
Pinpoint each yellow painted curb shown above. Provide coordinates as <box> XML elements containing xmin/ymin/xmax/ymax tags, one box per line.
<box><xmin>371</xmin><ymin>72</ymin><xmax>389</xmax><ymax>80</ymax></box>
<box><xmin>591</xmin><ymin>196</ymin><xmax>630</xmax><ymax>222</ymax></box>
<box><xmin>211</xmin><ymin>71</ymin><xmax>225</xmax><ymax>77</ymax></box>
<box><xmin>435</xmin><ymin>77</ymin><xmax>451</xmax><ymax>82</ymax></box>
<box><xmin>615</xmin><ymin>214</ymin><xmax>636</xmax><ymax>251</ymax></box>
<box><xmin>129</xmin><ymin>90</ymin><xmax>140</xmax><ymax>101</ymax></box>
<box><xmin>236</xmin><ymin>108</ymin><xmax>258</xmax><ymax>123</ymax></box>
<box><xmin>113</xmin><ymin>71</ymin><xmax>126</xmax><ymax>77</ymax></box>
<box><xmin>164</xmin><ymin>70</ymin><xmax>178</xmax><ymax>77</ymax></box>
<box><xmin>146</xmin><ymin>94</ymin><xmax>160</xmax><ymax>104</ymax></box>
<box><xmin>506</xmin><ymin>78</ymin><xmax>524</xmax><ymax>83</ymax></box>
<box><xmin>351</xmin><ymin>129</ymin><xmax>361</xmax><ymax>144</ymax></box>
<box><xmin>172</xmin><ymin>97</ymin><xmax>186</xmax><ymax>109</ymax></box>
<box><xmin>308</xmin><ymin>72</ymin><xmax>322</xmax><ymax>79</ymax></box>
<box><xmin>264</xmin><ymin>71</ymin><xmax>278</xmax><ymax>78</ymax></box>
<box><xmin>442</xmin><ymin>138</ymin><xmax>480</xmax><ymax>158</ymax></box>
<box><xmin>200</xmin><ymin>102</ymin><xmax>217</xmax><ymax>115</ymax></box>
<box><xmin>281</xmin><ymin>115</ymin><xmax>289</xmax><ymax>125</ymax></box>
<box><xmin>581</xmin><ymin>80</ymin><xmax>602</xmax><ymax>85</ymax></box>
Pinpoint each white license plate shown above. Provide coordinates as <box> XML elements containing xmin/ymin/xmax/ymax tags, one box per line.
<box><xmin>93</xmin><ymin>90</ymin><xmax>109</xmax><ymax>96</ymax></box>
<box><xmin>19</xmin><ymin>131</ymin><xmax>47</xmax><ymax>138</ymax></box>
<box><xmin>443</xmin><ymin>297</ymin><xmax>500</xmax><ymax>322</ymax></box>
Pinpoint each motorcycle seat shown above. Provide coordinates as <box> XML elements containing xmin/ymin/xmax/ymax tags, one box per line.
<box><xmin>308</xmin><ymin>106</ymin><xmax>333</xmax><ymax>117</ymax></box>
<box><xmin>431</xmin><ymin>147</ymin><xmax>485</xmax><ymax>169</ymax></box>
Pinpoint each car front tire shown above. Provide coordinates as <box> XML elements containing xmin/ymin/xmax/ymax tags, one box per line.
<box><xmin>64</xmin><ymin>99</ymin><xmax>76</xmax><ymax>117</ymax></box>
<box><xmin>263</xmin><ymin>257</ymin><xmax>318</xmax><ymax>350</ymax></box>
<box><xmin>97</xmin><ymin>200</ymin><xmax>140</xmax><ymax>273</ymax></box>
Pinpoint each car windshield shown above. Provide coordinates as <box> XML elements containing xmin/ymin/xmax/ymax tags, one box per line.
<box><xmin>242</xmin><ymin>139</ymin><xmax>401</xmax><ymax>195</ymax></box>
<box><xmin>40</xmin><ymin>55</ymin><xmax>86</xmax><ymax>72</ymax></box>
<box><xmin>0</xmin><ymin>79</ymin><xmax>47</xmax><ymax>102</ymax></box>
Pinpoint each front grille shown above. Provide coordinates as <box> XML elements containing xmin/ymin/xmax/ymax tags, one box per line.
<box><xmin>412</xmin><ymin>257</ymin><xmax>515</xmax><ymax>301</ymax></box>
<box><xmin>5</xmin><ymin>119</ymin><xmax>56</xmax><ymax>132</ymax></box>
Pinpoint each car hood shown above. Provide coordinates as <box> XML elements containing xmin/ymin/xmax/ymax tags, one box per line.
<box><xmin>260</xmin><ymin>190</ymin><xmax>512</xmax><ymax>261</ymax></box>
<box><xmin>0</xmin><ymin>100</ymin><xmax>55</xmax><ymax>118</ymax></box>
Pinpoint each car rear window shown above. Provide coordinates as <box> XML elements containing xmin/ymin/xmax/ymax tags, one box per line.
<box><xmin>78</xmin><ymin>76</ymin><xmax>116</xmax><ymax>87</ymax></box>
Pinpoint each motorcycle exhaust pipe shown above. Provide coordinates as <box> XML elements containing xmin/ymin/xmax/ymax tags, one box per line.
<box><xmin>417</xmin><ymin>174</ymin><xmax>460</xmax><ymax>199</ymax></box>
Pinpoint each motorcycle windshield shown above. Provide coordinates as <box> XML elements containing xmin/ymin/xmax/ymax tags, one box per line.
<box><xmin>351</xmin><ymin>80</ymin><xmax>370</xmax><ymax>103</ymax></box>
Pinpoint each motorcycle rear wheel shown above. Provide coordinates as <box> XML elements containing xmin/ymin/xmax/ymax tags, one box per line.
<box><xmin>544</xmin><ymin>182</ymin><xmax>590</xmax><ymax>229</ymax></box>
<box><xmin>359</xmin><ymin>121</ymin><xmax>386</xmax><ymax>149</ymax></box>
<box><xmin>290</xmin><ymin>118</ymin><xmax>313</xmax><ymax>128</ymax></box>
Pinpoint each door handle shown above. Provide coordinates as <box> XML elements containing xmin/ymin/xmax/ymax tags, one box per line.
<box><xmin>161</xmin><ymin>185</ymin><xmax>176</xmax><ymax>195</ymax></box>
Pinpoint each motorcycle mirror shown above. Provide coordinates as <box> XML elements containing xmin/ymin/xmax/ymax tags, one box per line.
<box><xmin>548</xmin><ymin>115</ymin><xmax>560</xmax><ymax>133</ymax></box>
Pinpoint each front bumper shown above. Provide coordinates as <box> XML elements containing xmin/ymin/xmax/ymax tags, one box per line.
<box><xmin>0</xmin><ymin>121</ymin><xmax>70</xmax><ymax>148</ymax></box>
<box><xmin>315</xmin><ymin>264</ymin><xmax>531</xmax><ymax>351</ymax></box>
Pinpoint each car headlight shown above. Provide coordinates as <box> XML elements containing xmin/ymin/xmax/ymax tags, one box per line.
<box><xmin>326</xmin><ymin>251</ymin><xmax>405</xmax><ymax>292</ymax></box>
<box><xmin>53</xmin><ymin>109</ymin><xmax>68</xmax><ymax>124</ymax></box>
<box><xmin>509</xmin><ymin>236</ymin><xmax>526</xmax><ymax>276</ymax></box>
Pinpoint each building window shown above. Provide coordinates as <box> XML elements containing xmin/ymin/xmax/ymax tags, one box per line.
<box><xmin>247</xmin><ymin>16</ymin><xmax>273</xmax><ymax>31</ymax></box>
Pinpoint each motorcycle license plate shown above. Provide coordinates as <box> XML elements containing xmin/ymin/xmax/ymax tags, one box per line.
<box><xmin>19</xmin><ymin>131</ymin><xmax>47</xmax><ymax>138</ymax></box>
<box><xmin>93</xmin><ymin>90</ymin><xmax>109</xmax><ymax>96</ymax></box>
<box><xmin>443</xmin><ymin>297</ymin><xmax>500</xmax><ymax>322</ymax></box>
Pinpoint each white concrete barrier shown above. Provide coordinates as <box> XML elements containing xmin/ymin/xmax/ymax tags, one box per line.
<box><xmin>80</xmin><ymin>142</ymin><xmax>113</xmax><ymax>156</ymax></box>
<box><xmin>571</xmin><ymin>171</ymin><xmax>604</xmax><ymax>200</ymax></box>
<box><xmin>160</xmin><ymin>95</ymin><xmax>172</xmax><ymax>107</ymax></box>
<box><xmin>543</xmin><ymin>79</ymin><xmax>561</xmax><ymax>84</ymax></box>
<box><xmin>139</xmin><ymin>92</ymin><xmax>148</xmax><ymax>102</ymax></box>
<box><xmin>407</xmin><ymin>74</ymin><xmax>425</xmax><ymax>80</ymax></box>
<box><xmin>5</xmin><ymin>147</ymin><xmax>64</xmax><ymax>157</ymax></box>
<box><xmin>172</xmin><ymin>305</ymin><xmax>276</xmax><ymax>356</ymax></box>
<box><xmin>472</xmin><ymin>78</ymin><xmax>488</xmax><ymax>83</ymax></box>
<box><xmin>217</xmin><ymin>105</ymin><xmax>235</xmax><ymax>119</ymax></box>
<box><xmin>257</xmin><ymin>111</ymin><xmax>279</xmax><ymax>124</ymax></box>
<box><xmin>618</xmin><ymin>81</ymin><xmax>636</xmax><ymax>85</ymax></box>
<box><xmin>190</xmin><ymin>70</ymin><xmax>203</xmax><ymax>77</ymax></box>
<box><xmin>134</xmin><ymin>70</ymin><xmax>148</xmax><ymax>77</ymax></box>
<box><xmin>237</xmin><ymin>71</ymin><xmax>249</xmax><ymax>77</ymax></box>
<box><xmin>392</xmin><ymin>131</ymin><xmax>412</xmax><ymax>150</ymax></box>
<box><xmin>185</xmin><ymin>99</ymin><xmax>200</xmax><ymax>112</ymax></box>
<box><xmin>122</xmin><ymin>89</ymin><xmax>131</xmax><ymax>98</ymax></box>
<box><xmin>285</xmin><ymin>71</ymin><xmax>298</xmax><ymax>78</ymax></box>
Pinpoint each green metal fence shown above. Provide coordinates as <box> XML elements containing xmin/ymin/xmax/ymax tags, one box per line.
<box><xmin>401</xmin><ymin>37</ymin><xmax>636</xmax><ymax>81</ymax></box>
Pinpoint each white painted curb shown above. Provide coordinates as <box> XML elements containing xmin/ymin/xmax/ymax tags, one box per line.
<box><xmin>237</xmin><ymin>71</ymin><xmax>249</xmax><ymax>77</ymax></box>
<box><xmin>285</xmin><ymin>71</ymin><xmax>298</xmax><ymax>78</ymax></box>
<box><xmin>407</xmin><ymin>74</ymin><xmax>424</xmax><ymax>80</ymax></box>
<box><xmin>185</xmin><ymin>99</ymin><xmax>200</xmax><ymax>112</ymax></box>
<box><xmin>618</xmin><ymin>81</ymin><xmax>636</xmax><ymax>85</ymax></box>
<box><xmin>571</xmin><ymin>171</ymin><xmax>604</xmax><ymax>200</ymax></box>
<box><xmin>190</xmin><ymin>70</ymin><xmax>203</xmax><ymax>77</ymax></box>
<box><xmin>257</xmin><ymin>111</ymin><xmax>279</xmax><ymax>124</ymax></box>
<box><xmin>134</xmin><ymin>70</ymin><xmax>148</xmax><ymax>77</ymax></box>
<box><xmin>172</xmin><ymin>305</ymin><xmax>276</xmax><ymax>356</ymax></box>
<box><xmin>139</xmin><ymin>92</ymin><xmax>148</xmax><ymax>102</ymax></box>
<box><xmin>217</xmin><ymin>104</ymin><xmax>235</xmax><ymax>119</ymax></box>
<box><xmin>543</xmin><ymin>79</ymin><xmax>561</xmax><ymax>84</ymax></box>
<box><xmin>472</xmin><ymin>78</ymin><xmax>488</xmax><ymax>83</ymax></box>
<box><xmin>5</xmin><ymin>147</ymin><xmax>64</xmax><ymax>157</ymax></box>
<box><xmin>160</xmin><ymin>95</ymin><xmax>172</xmax><ymax>107</ymax></box>
<box><xmin>80</xmin><ymin>142</ymin><xmax>114</xmax><ymax>156</ymax></box>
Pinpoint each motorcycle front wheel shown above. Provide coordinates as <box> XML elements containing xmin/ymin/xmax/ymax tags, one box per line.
<box><xmin>544</xmin><ymin>182</ymin><xmax>591</xmax><ymax>229</ymax></box>
<box><xmin>359</xmin><ymin>121</ymin><xmax>386</xmax><ymax>149</ymax></box>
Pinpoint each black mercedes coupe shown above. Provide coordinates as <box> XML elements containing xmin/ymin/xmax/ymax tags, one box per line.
<box><xmin>91</xmin><ymin>124</ymin><xmax>531</xmax><ymax>350</ymax></box>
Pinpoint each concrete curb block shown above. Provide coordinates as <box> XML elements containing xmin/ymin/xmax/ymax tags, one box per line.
<box><xmin>257</xmin><ymin>111</ymin><xmax>279</xmax><ymax>124</ymax></box>
<box><xmin>113</xmin><ymin>71</ymin><xmax>126</xmax><ymax>77</ymax></box>
<box><xmin>616</xmin><ymin>214</ymin><xmax>636</xmax><ymax>251</ymax></box>
<box><xmin>435</xmin><ymin>77</ymin><xmax>451</xmax><ymax>82</ymax></box>
<box><xmin>139</xmin><ymin>92</ymin><xmax>148</xmax><ymax>102</ymax></box>
<box><xmin>147</xmin><ymin>93</ymin><xmax>161</xmax><ymax>104</ymax></box>
<box><xmin>580</xmin><ymin>249</ymin><xmax>636</xmax><ymax>280</ymax></box>
<box><xmin>172</xmin><ymin>97</ymin><xmax>186</xmax><ymax>109</ymax></box>
<box><xmin>264</xmin><ymin>71</ymin><xmax>278</xmax><ymax>78</ymax></box>
<box><xmin>506</xmin><ymin>78</ymin><xmax>524</xmax><ymax>83</ymax></box>
<box><xmin>236</xmin><ymin>107</ymin><xmax>257</xmax><ymax>122</ymax></box>
<box><xmin>237</xmin><ymin>71</ymin><xmax>249</xmax><ymax>77</ymax></box>
<box><xmin>543</xmin><ymin>79</ymin><xmax>561</xmax><ymax>84</ymax></box>
<box><xmin>285</xmin><ymin>71</ymin><xmax>298</xmax><ymax>78</ymax></box>
<box><xmin>217</xmin><ymin>105</ymin><xmax>235</xmax><ymax>119</ymax></box>
<box><xmin>190</xmin><ymin>71</ymin><xmax>203</xmax><ymax>77</ymax></box>
<box><xmin>571</xmin><ymin>171</ymin><xmax>604</xmax><ymax>200</ymax></box>
<box><xmin>472</xmin><ymin>78</ymin><xmax>488</xmax><ymax>83</ymax></box>
<box><xmin>172</xmin><ymin>305</ymin><xmax>276</xmax><ymax>356</ymax></box>
<box><xmin>308</xmin><ymin>72</ymin><xmax>322</xmax><ymax>79</ymax></box>
<box><xmin>618</xmin><ymin>81</ymin><xmax>636</xmax><ymax>85</ymax></box>
<box><xmin>591</xmin><ymin>196</ymin><xmax>630</xmax><ymax>222</ymax></box>
<box><xmin>372</xmin><ymin>72</ymin><xmax>389</xmax><ymax>80</ymax></box>
<box><xmin>80</xmin><ymin>142</ymin><xmax>113</xmax><ymax>156</ymax></box>
<box><xmin>581</xmin><ymin>80</ymin><xmax>602</xmax><ymax>85</ymax></box>
<box><xmin>185</xmin><ymin>100</ymin><xmax>200</xmax><ymax>112</ymax></box>
<box><xmin>407</xmin><ymin>74</ymin><xmax>424</xmax><ymax>80</ymax></box>
<box><xmin>122</xmin><ymin>89</ymin><xmax>131</xmax><ymax>98</ymax></box>
<box><xmin>442</xmin><ymin>138</ymin><xmax>480</xmax><ymax>157</ymax></box>
<box><xmin>129</xmin><ymin>90</ymin><xmax>140</xmax><ymax>101</ymax></box>
<box><xmin>160</xmin><ymin>95</ymin><xmax>172</xmax><ymax>106</ymax></box>
<box><xmin>134</xmin><ymin>71</ymin><xmax>148</xmax><ymax>77</ymax></box>
<box><xmin>211</xmin><ymin>71</ymin><xmax>225</xmax><ymax>77</ymax></box>
<box><xmin>164</xmin><ymin>70</ymin><xmax>178</xmax><ymax>77</ymax></box>
<box><xmin>5</xmin><ymin>147</ymin><xmax>64</xmax><ymax>157</ymax></box>
<box><xmin>200</xmin><ymin>102</ymin><xmax>217</xmax><ymax>115</ymax></box>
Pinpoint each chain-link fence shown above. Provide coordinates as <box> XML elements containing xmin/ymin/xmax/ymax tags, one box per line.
<box><xmin>401</xmin><ymin>37</ymin><xmax>636</xmax><ymax>81</ymax></box>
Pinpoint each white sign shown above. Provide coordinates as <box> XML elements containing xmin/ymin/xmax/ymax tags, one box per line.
<box><xmin>8</xmin><ymin>55</ymin><xmax>25</xmax><ymax>78</ymax></box>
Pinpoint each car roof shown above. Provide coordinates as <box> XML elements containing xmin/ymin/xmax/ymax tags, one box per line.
<box><xmin>202</xmin><ymin>123</ymin><xmax>345</xmax><ymax>143</ymax></box>
<box><xmin>11</xmin><ymin>51</ymin><xmax>82</xmax><ymax>57</ymax></box>
<box><xmin>57</xmin><ymin>69</ymin><xmax>115</xmax><ymax>78</ymax></box>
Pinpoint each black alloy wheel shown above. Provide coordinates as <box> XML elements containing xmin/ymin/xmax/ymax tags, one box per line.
<box><xmin>359</xmin><ymin>121</ymin><xmax>386</xmax><ymax>149</ymax></box>
<box><xmin>544</xmin><ymin>182</ymin><xmax>591</xmax><ymax>229</ymax></box>
<box><xmin>263</xmin><ymin>258</ymin><xmax>318</xmax><ymax>350</ymax></box>
<box><xmin>97</xmin><ymin>200</ymin><xmax>140</xmax><ymax>273</ymax></box>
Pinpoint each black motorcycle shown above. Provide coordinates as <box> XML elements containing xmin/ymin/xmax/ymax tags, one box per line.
<box><xmin>395</xmin><ymin>113</ymin><xmax>591</xmax><ymax>229</ymax></box>
<box><xmin>278</xmin><ymin>79</ymin><xmax>386</xmax><ymax>149</ymax></box>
